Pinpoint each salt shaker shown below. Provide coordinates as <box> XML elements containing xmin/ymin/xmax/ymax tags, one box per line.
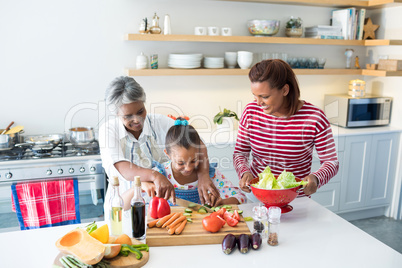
<box><xmin>268</xmin><ymin>206</ymin><xmax>281</xmax><ymax>246</ymax></box>
<box><xmin>252</xmin><ymin>203</ymin><xmax>268</xmax><ymax>239</ymax></box>
<box><xmin>163</xmin><ymin>14</ymin><xmax>171</xmax><ymax>35</ymax></box>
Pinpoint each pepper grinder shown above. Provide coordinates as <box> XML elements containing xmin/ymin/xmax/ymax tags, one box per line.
<box><xmin>252</xmin><ymin>203</ymin><xmax>268</xmax><ymax>239</ymax></box>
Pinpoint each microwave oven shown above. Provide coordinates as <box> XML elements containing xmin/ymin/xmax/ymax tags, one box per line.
<box><xmin>324</xmin><ymin>94</ymin><xmax>392</xmax><ymax>128</ymax></box>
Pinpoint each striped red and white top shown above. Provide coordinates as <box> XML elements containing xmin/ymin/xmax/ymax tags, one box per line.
<box><xmin>233</xmin><ymin>101</ymin><xmax>339</xmax><ymax>196</ymax></box>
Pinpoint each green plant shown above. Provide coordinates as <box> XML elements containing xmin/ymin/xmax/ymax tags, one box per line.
<box><xmin>213</xmin><ymin>108</ymin><xmax>239</xmax><ymax>125</ymax></box>
<box><xmin>286</xmin><ymin>17</ymin><xmax>303</xmax><ymax>29</ymax></box>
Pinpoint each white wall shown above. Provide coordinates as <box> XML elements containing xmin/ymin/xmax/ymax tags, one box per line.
<box><xmin>4</xmin><ymin>0</ymin><xmax>397</xmax><ymax>135</ymax></box>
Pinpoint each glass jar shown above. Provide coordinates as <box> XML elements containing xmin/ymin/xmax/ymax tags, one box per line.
<box><xmin>268</xmin><ymin>206</ymin><xmax>281</xmax><ymax>246</ymax></box>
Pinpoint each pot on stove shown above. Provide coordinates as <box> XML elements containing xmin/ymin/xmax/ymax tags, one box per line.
<box><xmin>0</xmin><ymin>129</ymin><xmax>23</xmax><ymax>151</ymax></box>
<box><xmin>15</xmin><ymin>134</ymin><xmax>64</xmax><ymax>153</ymax></box>
<box><xmin>69</xmin><ymin>127</ymin><xmax>95</xmax><ymax>146</ymax></box>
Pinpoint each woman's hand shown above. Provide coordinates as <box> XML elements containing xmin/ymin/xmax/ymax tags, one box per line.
<box><xmin>302</xmin><ymin>174</ymin><xmax>319</xmax><ymax>195</ymax></box>
<box><xmin>239</xmin><ymin>172</ymin><xmax>254</xmax><ymax>193</ymax></box>
<box><xmin>151</xmin><ymin>171</ymin><xmax>176</xmax><ymax>203</ymax></box>
<box><xmin>208</xmin><ymin>193</ymin><xmax>223</xmax><ymax>207</ymax></box>
<box><xmin>198</xmin><ymin>173</ymin><xmax>220</xmax><ymax>206</ymax></box>
<box><xmin>141</xmin><ymin>181</ymin><xmax>156</xmax><ymax>198</ymax></box>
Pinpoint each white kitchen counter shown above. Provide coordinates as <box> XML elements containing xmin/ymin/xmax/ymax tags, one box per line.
<box><xmin>0</xmin><ymin>197</ymin><xmax>400</xmax><ymax>268</ymax></box>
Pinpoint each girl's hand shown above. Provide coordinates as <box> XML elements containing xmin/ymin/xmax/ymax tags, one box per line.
<box><xmin>302</xmin><ymin>174</ymin><xmax>318</xmax><ymax>195</ymax></box>
<box><xmin>239</xmin><ymin>172</ymin><xmax>254</xmax><ymax>193</ymax></box>
<box><xmin>141</xmin><ymin>181</ymin><xmax>156</xmax><ymax>198</ymax></box>
<box><xmin>208</xmin><ymin>193</ymin><xmax>223</xmax><ymax>207</ymax></box>
<box><xmin>151</xmin><ymin>171</ymin><xmax>176</xmax><ymax>203</ymax></box>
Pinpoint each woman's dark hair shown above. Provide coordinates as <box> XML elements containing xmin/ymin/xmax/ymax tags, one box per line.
<box><xmin>248</xmin><ymin>59</ymin><xmax>300</xmax><ymax>116</ymax></box>
<box><xmin>165</xmin><ymin>118</ymin><xmax>201</xmax><ymax>154</ymax></box>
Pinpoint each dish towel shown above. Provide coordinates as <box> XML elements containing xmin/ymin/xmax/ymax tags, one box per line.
<box><xmin>11</xmin><ymin>178</ymin><xmax>81</xmax><ymax>230</ymax></box>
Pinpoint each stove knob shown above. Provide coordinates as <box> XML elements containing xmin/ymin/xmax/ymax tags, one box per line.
<box><xmin>57</xmin><ymin>169</ymin><xmax>63</xmax><ymax>175</ymax></box>
<box><xmin>5</xmin><ymin>172</ymin><xmax>12</xmax><ymax>179</ymax></box>
<box><xmin>69</xmin><ymin>168</ymin><xmax>74</xmax><ymax>174</ymax></box>
<box><xmin>79</xmin><ymin>167</ymin><xmax>85</xmax><ymax>173</ymax></box>
<box><xmin>46</xmin><ymin>169</ymin><xmax>52</xmax><ymax>176</ymax></box>
<box><xmin>90</xmin><ymin>166</ymin><xmax>96</xmax><ymax>172</ymax></box>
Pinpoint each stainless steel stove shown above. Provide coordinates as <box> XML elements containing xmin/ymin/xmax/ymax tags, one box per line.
<box><xmin>0</xmin><ymin>136</ymin><xmax>105</xmax><ymax>232</ymax></box>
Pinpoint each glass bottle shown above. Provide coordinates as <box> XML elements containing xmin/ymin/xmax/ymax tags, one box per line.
<box><xmin>110</xmin><ymin>176</ymin><xmax>124</xmax><ymax>236</ymax></box>
<box><xmin>268</xmin><ymin>206</ymin><xmax>281</xmax><ymax>246</ymax></box>
<box><xmin>131</xmin><ymin>176</ymin><xmax>146</xmax><ymax>240</ymax></box>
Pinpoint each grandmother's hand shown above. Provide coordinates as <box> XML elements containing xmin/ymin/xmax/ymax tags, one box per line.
<box><xmin>302</xmin><ymin>174</ymin><xmax>318</xmax><ymax>195</ymax></box>
<box><xmin>151</xmin><ymin>172</ymin><xmax>176</xmax><ymax>203</ymax></box>
<box><xmin>239</xmin><ymin>172</ymin><xmax>253</xmax><ymax>193</ymax></box>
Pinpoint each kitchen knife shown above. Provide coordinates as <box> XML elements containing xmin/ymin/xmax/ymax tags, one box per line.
<box><xmin>174</xmin><ymin>198</ymin><xmax>213</xmax><ymax>213</ymax></box>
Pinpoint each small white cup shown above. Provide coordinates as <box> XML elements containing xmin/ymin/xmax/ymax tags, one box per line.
<box><xmin>237</xmin><ymin>51</ymin><xmax>253</xmax><ymax>69</ymax></box>
<box><xmin>221</xmin><ymin>27</ymin><xmax>232</xmax><ymax>36</ymax></box>
<box><xmin>208</xmin><ymin>26</ymin><xmax>219</xmax><ymax>36</ymax></box>
<box><xmin>194</xmin><ymin>26</ymin><xmax>207</xmax><ymax>36</ymax></box>
<box><xmin>224</xmin><ymin>52</ymin><xmax>237</xmax><ymax>68</ymax></box>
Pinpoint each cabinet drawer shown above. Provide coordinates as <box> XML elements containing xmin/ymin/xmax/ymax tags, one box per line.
<box><xmin>311</xmin><ymin>182</ymin><xmax>340</xmax><ymax>212</ymax></box>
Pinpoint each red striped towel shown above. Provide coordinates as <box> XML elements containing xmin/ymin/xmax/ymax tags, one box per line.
<box><xmin>11</xmin><ymin>178</ymin><xmax>80</xmax><ymax>230</ymax></box>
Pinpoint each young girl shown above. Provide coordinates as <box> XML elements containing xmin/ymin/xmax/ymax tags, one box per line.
<box><xmin>162</xmin><ymin>118</ymin><xmax>246</xmax><ymax>205</ymax></box>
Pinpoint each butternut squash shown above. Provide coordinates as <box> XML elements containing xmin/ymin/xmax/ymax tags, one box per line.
<box><xmin>55</xmin><ymin>228</ymin><xmax>106</xmax><ymax>265</ymax></box>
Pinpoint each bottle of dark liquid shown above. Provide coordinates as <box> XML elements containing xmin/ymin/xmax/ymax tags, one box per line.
<box><xmin>131</xmin><ymin>176</ymin><xmax>146</xmax><ymax>240</ymax></box>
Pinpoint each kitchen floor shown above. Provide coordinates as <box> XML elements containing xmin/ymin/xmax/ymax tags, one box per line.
<box><xmin>349</xmin><ymin>216</ymin><xmax>402</xmax><ymax>254</ymax></box>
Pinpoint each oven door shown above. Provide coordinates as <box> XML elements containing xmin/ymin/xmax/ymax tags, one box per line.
<box><xmin>0</xmin><ymin>174</ymin><xmax>105</xmax><ymax>233</ymax></box>
<box><xmin>347</xmin><ymin>97</ymin><xmax>392</xmax><ymax>127</ymax></box>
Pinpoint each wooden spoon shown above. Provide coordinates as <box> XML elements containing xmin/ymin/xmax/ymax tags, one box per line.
<box><xmin>1</xmin><ymin>121</ymin><xmax>14</xmax><ymax>135</ymax></box>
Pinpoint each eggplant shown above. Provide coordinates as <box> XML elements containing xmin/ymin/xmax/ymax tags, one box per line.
<box><xmin>250</xmin><ymin>233</ymin><xmax>262</xmax><ymax>250</ymax></box>
<box><xmin>238</xmin><ymin>234</ymin><xmax>250</xmax><ymax>254</ymax></box>
<box><xmin>222</xmin><ymin>234</ymin><xmax>237</xmax><ymax>255</ymax></box>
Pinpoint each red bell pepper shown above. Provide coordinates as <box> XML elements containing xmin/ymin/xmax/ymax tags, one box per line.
<box><xmin>149</xmin><ymin>197</ymin><xmax>171</xmax><ymax>219</ymax></box>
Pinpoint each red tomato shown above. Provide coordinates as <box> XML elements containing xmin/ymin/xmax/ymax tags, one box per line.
<box><xmin>202</xmin><ymin>215</ymin><xmax>224</xmax><ymax>233</ymax></box>
<box><xmin>223</xmin><ymin>211</ymin><xmax>233</xmax><ymax>221</ymax></box>
<box><xmin>233</xmin><ymin>210</ymin><xmax>240</xmax><ymax>221</ymax></box>
<box><xmin>225</xmin><ymin>216</ymin><xmax>239</xmax><ymax>227</ymax></box>
<box><xmin>148</xmin><ymin>197</ymin><xmax>171</xmax><ymax>219</ymax></box>
<box><xmin>216</xmin><ymin>208</ymin><xmax>226</xmax><ymax>218</ymax></box>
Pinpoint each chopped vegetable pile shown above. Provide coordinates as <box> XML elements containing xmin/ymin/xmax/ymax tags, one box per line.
<box><xmin>252</xmin><ymin>166</ymin><xmax>308</xmax><ymax>190</ymax></box>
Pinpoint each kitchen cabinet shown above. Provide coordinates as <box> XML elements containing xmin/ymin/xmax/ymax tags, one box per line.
<box><xmin>339</xmin><ymin>132</ymin><xmax>399</xmax><ymax>212</ymax></box>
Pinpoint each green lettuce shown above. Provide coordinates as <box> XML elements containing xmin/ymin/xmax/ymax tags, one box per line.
<box><xmin>253</xmin><ymin>166</ymin><xmax>308</xmax><ymax>189</ymax></box>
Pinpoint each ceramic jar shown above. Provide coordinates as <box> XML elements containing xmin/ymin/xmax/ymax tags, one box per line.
<box><xmin>136</xmin><ymin>52</ymin><xmax>148</xmax><ymax>69</ymax></box>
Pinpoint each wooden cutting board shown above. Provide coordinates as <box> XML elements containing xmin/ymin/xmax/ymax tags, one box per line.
<box><xmin>146</xmin><ymin>206</ymin><xmax>251</xmax><ymax>247</ymax></box>
<box><xmin>54</xmin><ymin>238</ymin><xmax>149</xmax><ymax>268</ymax></box>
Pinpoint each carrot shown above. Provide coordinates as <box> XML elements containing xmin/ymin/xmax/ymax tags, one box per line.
<box><xmin>166</xmin><ymin>215</ymin><xmax>187</xmax><ymax>229</ymax></box>
<box><xmin>161</xmin><ymin>213</ymin><xmax>181</xmax><ymax>228</ymax></box>
<box><xmin>167</xmin><ymin>220</ymin><xmax>183</xmax><ymax>235</ymax></box>
<box><xmin>156</xmin><ymin>213</ymin><xmax>174</xmax><ymax>228</ymax></box>
<box><xmin>147</xmin><ymin>219</ymin><xmax>159</xmax><ymax>228</ymax></box>
<box><xmin>174</xmin><ymin>219</ymin><xmax>187</xmax><ymax>235</ymax></box>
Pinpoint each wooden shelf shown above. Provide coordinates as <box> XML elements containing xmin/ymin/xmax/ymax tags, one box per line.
<box><xmin>126</xmin><ymin>34</ymin><xmax>400</xmax><ymax>46</ymax></box>
<box><xmin>125</xmin><ymin>68</ymin><xmax>398</xmax><ymax>76</ymax></box>
<box><xmin>218</xmin><ymin>0</ymin><xmax>402</xmax><ymax>8</ymax></box>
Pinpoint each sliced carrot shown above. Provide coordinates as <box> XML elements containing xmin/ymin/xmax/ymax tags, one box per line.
<box><xmin>175</xmin><ymin>219</ymin><xmax>187</xmax><ymax>235</ymax></box>
<box><xmin>161</xmin><ymin>213</ymin><xmax>181</xmax><ymax>228</ymax></box>
<box><xmin>156</xmin><ymin>213</ymin><xmax>174</xmax><ymax>228</ymax></box>
<box><xmin>166</xmin><ymin>215</ymin><xmax>187</xmax><ymax>229</ymax></box>
<box><xmin>147</xmin><ymin>219</ymin><xmax>159</xmax><ymax>228</ymax></box>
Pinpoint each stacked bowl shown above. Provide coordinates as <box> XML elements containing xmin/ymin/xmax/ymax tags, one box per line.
<box><xmin>168</xmin><ymin>54</ymin><xmax>203</xmax><ymax>69</ymax></box>
<box><xmin>204</xmin><ymin>57</ymin><xmax>224</xmax><ymax>68</ymax></box>
<box><xmin>237</xmin><ymin>51</ymin><xmax>253</xmax><ymax>69</ymax></box>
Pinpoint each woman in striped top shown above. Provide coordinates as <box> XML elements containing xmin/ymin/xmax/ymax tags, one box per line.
<box><xmin>234</xmin><ymin>59</ymin><xmax>339</xmax><ymax>197</ymax></box>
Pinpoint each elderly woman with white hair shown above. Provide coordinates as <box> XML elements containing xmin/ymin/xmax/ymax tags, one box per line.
<box><xmin>99</xmin><ymin>76</ymin><xmax>219</xmax><ymax>220</ymax></box>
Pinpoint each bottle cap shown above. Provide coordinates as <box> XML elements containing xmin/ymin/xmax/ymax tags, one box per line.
<box><xmin>134</xmin><ymin>176</ymin><xmax>141</xmax><ymax>187</ymax></box>
<box><xmin>112</xmin><ymin>176</ymin><xmax>119</xmax><ymax>186</ymax></box>
<box><xmin>268</xmin><ymin>206</ymin><xmax>282</xmax><ymax>221</ymax></box>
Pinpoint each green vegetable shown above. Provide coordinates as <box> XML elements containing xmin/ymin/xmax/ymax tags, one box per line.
<box><xmin>244</xmin><ymin>216</ymin><xmax>253</xmax><ymax>221</ymax></box>
<box><xmin>253</xmin><ymin>166</ymin><xmax>307</xmax><ymax>190</ymax></box>
<box><xmin>213</xmin><ymin>108</ymin><xmax>239</xmax><ymax>125</ymax></box>
<box><xmin>120</xmin><ymin>244</ymin><xmax>143</xmax><ymax>260</ymax></box>
<box><xmin>184</xmin><ymin>208</ymin><xmax>192</xmax><ymax>213</ymax></box>
<box><xmin>198</xmin><ymin>207</ymin><xmax>208</xmax><ymax>214</ymax></box>
<box><xmin>214</xmin><ymin>206</ymin><xmax>221</xmax><ymax>212</ymax></box>
<box><xmin>187</xmin><ymin>218</ymin><xmax>193</xmax><ymax>223</ymax></box>
<box><xmin>183</xmin><ymin>212</ymin><xmax>192</xmax><ymax>217</ymax></box>
<box><xmin>203</xmin><ymin>204</ymin><xmax>212</xmax><ymax>208</ymax></box>
<box><xmin>237</xmin><ymin>210</ymin><xmax>243</xmax><ymax>214</ymax></box>
<box><xmin>188</xmin><ymin>203</ymin><xmax>197</xmax><ymax>208</ymax></box>
<box><xmin>84</xmin><ymin>221</ymin><xmax>97</xmax><ymax>234</ymax></box>
<box><xmin>130</xmin><ymin>244</ymin><xmax>149</xmax><ymax>252</ymax></box>
<box><xmin>222</xmin><ymin>205</ymin><xmax>232</xmax><ymax>209</ymax></box>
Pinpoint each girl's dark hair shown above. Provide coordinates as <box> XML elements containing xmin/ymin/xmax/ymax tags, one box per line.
<box><xmin>165</xmin><ymin>118</ymin><xmax>201</xmax><ymax>154</ymax></box>
<box><xmin>248</xmin><ymin>59</ymin><xmax>300</xmax><ymax>116</ymax></box>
